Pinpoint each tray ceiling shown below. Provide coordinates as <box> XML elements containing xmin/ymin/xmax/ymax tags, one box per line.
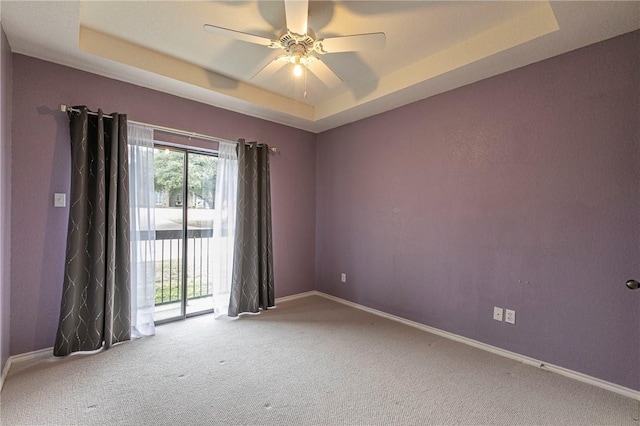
<box><xmin>2</xmin><ymin>1</ymin><xmax>639</xmax><ymax>132</ymax></box>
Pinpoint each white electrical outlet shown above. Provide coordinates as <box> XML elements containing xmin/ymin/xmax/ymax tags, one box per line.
<box><xmin>505</xmin><ymin>309</ymin><xmax>516</xmax><ymax>324</ymax></box>
<box><xmin>493</xmin><ymin>307</ymin><xmax>503</xmax><ymax>321</ymax></box>
<box><xmin>341</xmin><ymin>273</ymin><xmax>347</xmax><ymax>283</ymax></box>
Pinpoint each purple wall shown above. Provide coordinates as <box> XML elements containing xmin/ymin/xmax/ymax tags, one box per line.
<box><xmin>10</xmin><ymin>55</ymin><xmax>316</xmax><ymax>356</ymax></box>
<box><xmin>7</xmin><ymin>29</ymin><xmax>639</xmax><ymax>392</ymax></box>
<box><xmin>316</xmin><ymin>31</ymin><xmax>640</xmax><ymax>390</ymax></box>
<box><xmin>0</xmin><ymin>26</ymin><xmax>13</xmax><ymax>373</ymax></box>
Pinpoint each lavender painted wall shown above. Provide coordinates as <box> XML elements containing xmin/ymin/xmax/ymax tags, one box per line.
<box><xmin>0</xmin><ymin>26</ymin><xmax>13</xmax><ymax>373</ymax></box>
<box><xmin>10</xmin><ymin>54</ymin><xmax>316</xmax><ymax>356</ymax></box>
<box><xmin>316</xmin><ymin>32</ymin><xmax>640</xmax><ymax>390</ymax></box>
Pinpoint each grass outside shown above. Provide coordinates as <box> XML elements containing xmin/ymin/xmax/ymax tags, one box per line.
<box><xmin>155</xmin><ymin>260</ymin><xmax>212</xmax><ymax>305</ymax></box>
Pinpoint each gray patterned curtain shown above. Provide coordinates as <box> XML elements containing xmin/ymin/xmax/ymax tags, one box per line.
<box><xmin>228</xmin><ymin>140</ymin><xmax>274</xmax><ymax>316</ymax></box>
<box><xmin>54</xmin><ymin>107</ymin><xmax>131</xmax><ymax>356</ymax></box>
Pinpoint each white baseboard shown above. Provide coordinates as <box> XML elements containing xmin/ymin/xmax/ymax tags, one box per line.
<box><xmin>312</xmin><ymin>291</ymin><xmax>640</xmax><ymax>401</ymax></box>
<box><xmin>0</xmin><ymin>347</ymin><xmax>53</xmax><ymax>392</ymax></box>
<box><xmin>1</xmin><ymin>357</ymin><xmax>9</xmax><ymax>392</ymax></box>
<box><xmin>8</xmin><ymin>346</ymin><xmax>53</xmax><ymax>364</ymax></box>
<box><xmin>275</xmin><ymin>291</ymin><xmax>317</xmax><ymax>304</ymax></box>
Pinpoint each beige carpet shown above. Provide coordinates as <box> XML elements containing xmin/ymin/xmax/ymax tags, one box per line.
<box><xmin>1</xmin><ymin>295</ymin><xmax>638</xmax><ymax>425</ymax></box>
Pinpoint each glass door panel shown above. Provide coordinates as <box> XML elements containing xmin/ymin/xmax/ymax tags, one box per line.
<box><xmin>186</xmin><ymin>152</ymin><xmax>218</xmax><ymax>315</ymax></box>
<box><xmin>153</xmin><ymin>147</ymin><xmax>185</xmax><ymax>322</ymax></box>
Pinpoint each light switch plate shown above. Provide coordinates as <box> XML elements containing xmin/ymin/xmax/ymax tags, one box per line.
<box><xmin>54</xmin><ymin>193</ymin><xmax>66</xmax><ymax>208</ymax></box>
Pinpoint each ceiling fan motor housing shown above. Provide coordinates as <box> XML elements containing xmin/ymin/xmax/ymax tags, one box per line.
<box><xmin>279</xmin><ymin>31</ymin><xmax>316</xmax><ymax>56</ymax></box>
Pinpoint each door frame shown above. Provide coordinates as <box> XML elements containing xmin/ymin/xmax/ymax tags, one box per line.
<box><xmin>154</xmin><ymin>142</ymin><xmax>219</xmax><ymax>324</ymax></box>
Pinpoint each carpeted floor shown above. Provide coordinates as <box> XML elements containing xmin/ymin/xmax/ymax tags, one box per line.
<box><xmin>1</xmin><ymin>295</ymin><xmax>638</xmax><ymax>425</ymax></box>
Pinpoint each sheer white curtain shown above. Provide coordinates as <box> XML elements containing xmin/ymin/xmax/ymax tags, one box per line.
<box><xmin>213</xmin><ymin>141</ymin><xmax>238</xmax><ymax>317</ymax></box>
<box><xmin>128</xmin><ymin>123</ymin><xmax>156</xmax><ymax>337</ymax></box>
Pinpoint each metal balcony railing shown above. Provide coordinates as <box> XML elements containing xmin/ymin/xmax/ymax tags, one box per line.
<box><xmin>155</xmin><ymin>228</ymin><xmax>214</xmax><ymax>306</ymax></box>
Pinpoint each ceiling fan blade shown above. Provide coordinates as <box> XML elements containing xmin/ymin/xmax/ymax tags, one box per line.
<box><xmin>203</xmin><ymin>24</ymin><xmax>277</xmax><ymax>47</ymax></box>
<box><xmin>284</xmin><ymin>0</ymin><xmax>308</xmax><ymax>35</ymax></box>
<box><xmin>315</xmin><ymin>32</ymin><xmax>386</xmax><ymax>54</ymax></box>
<box><xmin>251</xmin><ymin>58</ymin><xmax>287</xmax><ymax>81</ymax></box>
<box><xmin>307</xmin><ymin>60</ymin><xmax>342</xmax><ymax>89</ymax></box>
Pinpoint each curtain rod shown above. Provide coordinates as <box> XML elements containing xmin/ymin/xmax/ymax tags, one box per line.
<box><xmin>58</xmin><ymin>104</ymin><xmax>279</xmax><ymax>153</ymax></box>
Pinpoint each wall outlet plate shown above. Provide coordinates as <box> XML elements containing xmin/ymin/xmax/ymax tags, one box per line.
<box><xmin>505</xmin><ymin>309</ymin><xmax>516</xmax><ymax>324</ymax></box>
<box><xmin>341</xmin><ymin>273</ymin><xmax>347</xmax><ymax>283</ymax></box>
<box><xmin>493</xmin><ymin>307</ymin><xmax>503</xmax><ymax>321</ymax></box>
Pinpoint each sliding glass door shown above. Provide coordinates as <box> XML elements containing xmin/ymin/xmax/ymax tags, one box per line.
<box><xmin>153</xmin><ymin>145</ymin><xmax>218</xmax><ymax>322</ymax></box>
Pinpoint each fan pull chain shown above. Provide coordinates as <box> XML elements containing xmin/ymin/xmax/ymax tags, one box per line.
<box><xmin>304</xmin><ymin>65</ymin><xmax>308</xmax><ymax>99</ymax></box>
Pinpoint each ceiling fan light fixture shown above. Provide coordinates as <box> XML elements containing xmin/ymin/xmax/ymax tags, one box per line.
<box><xmin>293</xmin><ymin>63</ymin><xmax>303</xmax><ymax>77</ymax></box>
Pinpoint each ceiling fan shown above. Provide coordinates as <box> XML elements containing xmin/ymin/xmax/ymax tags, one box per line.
<box><xmin>203</xmin><ymin>0</ymin><xmax>386</xmax><ymax>89</ymax></box>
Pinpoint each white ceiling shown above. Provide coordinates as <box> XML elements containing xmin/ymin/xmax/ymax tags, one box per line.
<box><xmin>1</xmin><ymin>1</ymin><xmax>639</xmax><ymax>133</ymax></box>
